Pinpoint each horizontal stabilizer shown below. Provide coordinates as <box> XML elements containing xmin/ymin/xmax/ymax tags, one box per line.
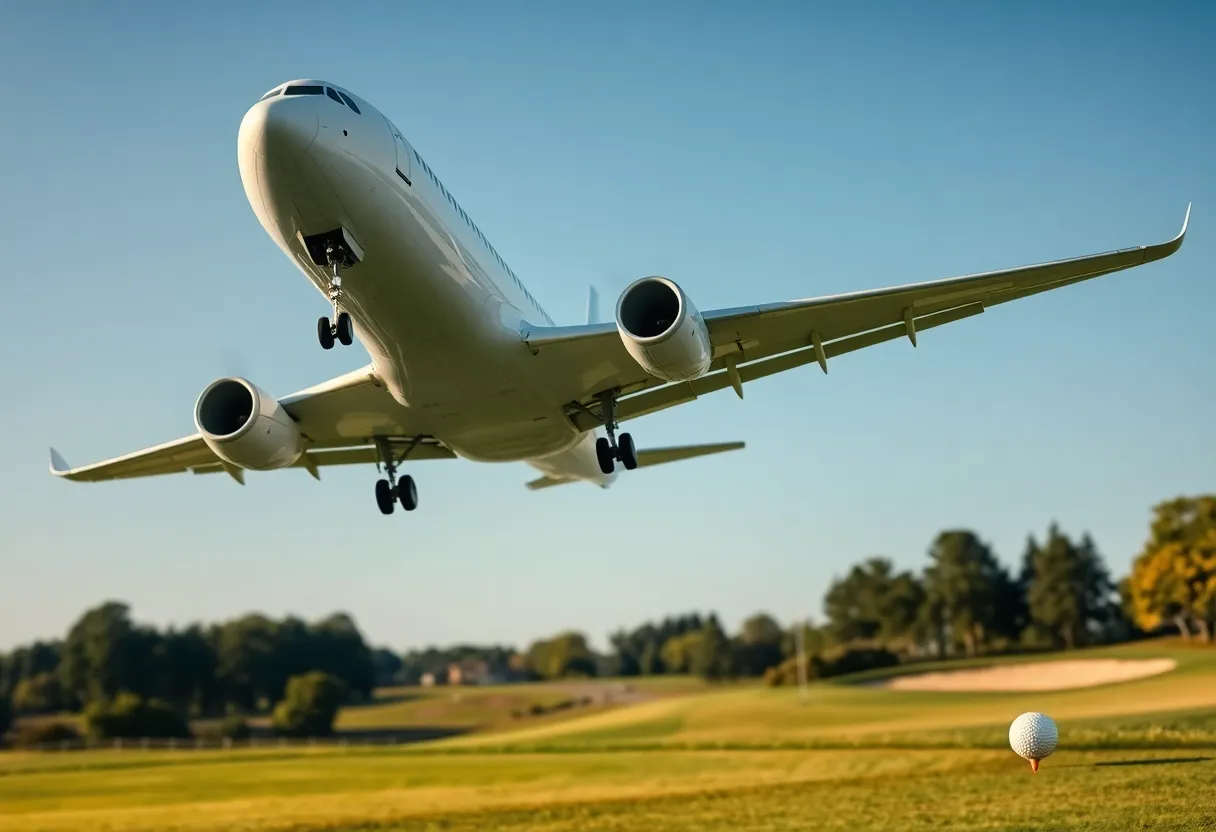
<box><xmin>637</xmin><ymin>441</ymin><xmax>745</xmax><ymax>468</ymax></box>
<box><xmin>525</xmin><ymin>475</ymin><xmax>575</xmax><ymax>491</ymax></box>
<box><xmin>525</xmin><ymin>441</ymin><xmax>745</xmax><ymax>490</ymax></box>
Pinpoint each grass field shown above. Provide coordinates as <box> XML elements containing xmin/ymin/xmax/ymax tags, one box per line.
<box><xmin>3</xmin><ymin>640</ymin><xmax>1215</xmax><ymax>831</ymax></box>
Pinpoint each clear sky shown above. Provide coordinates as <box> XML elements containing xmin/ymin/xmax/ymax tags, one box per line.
<box><xmin>0</xmin><ymin>1</ymin><xmax>1212</xmax><ymax>653</ymax></box>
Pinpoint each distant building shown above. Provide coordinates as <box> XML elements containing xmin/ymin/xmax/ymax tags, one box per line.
<box><xmin>419</xmin><ymin>672</ymin><xmax>437</xmax><ymax>687</ymax></box>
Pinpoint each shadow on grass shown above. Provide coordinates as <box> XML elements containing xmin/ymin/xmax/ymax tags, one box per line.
<box><xmin>1094</xmin><ymin>756</ymin><xmax>1212</xmax><ymax>767</ymax></box>
<box><xmin>336</xmin><ymin>726</ymin><xmax>471</xmax><ymax>743</ymax></box>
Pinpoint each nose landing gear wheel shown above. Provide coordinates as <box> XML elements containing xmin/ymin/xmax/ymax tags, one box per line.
<box><xmin>335</xmin><ymin>312</ymin><xmax>354</xmax><ymax>346</ymax></box>
<box><xmin>375</xmin><ymin>478</ymin><xmax>395</xmax><ymax>514</ymax></box>
<box><xmin>397</xmin><ymin>475</ymin><xmax>418</xmax><ymax>511</ymax></box>
<box><xmin>318</xmin><ymin>317</ymin><xmax>335</xmax><ymax>350</ymax></box>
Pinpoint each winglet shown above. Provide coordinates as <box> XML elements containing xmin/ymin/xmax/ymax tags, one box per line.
<box><xmin>586</xmin><ymin>285</ymin><xmax>600</xmax><ymax>326</ymax></box>
<box><xmin>49</xmin><ymin>447</ymin><xmax>72</xmax><ymax>477</ymax></box>
<box><xmin>1139</xmin><ymin>202</ymin><xmax>1191</xmax><ymax>264</ymax></box>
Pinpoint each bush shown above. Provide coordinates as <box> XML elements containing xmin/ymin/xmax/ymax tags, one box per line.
<box><xmin>84</xmin><ymin>693</ymin><xmax>192</xmax><ymax>739</ymax></box>
<box><xmin>15</xmin><ymin>720</ymin><xmax>81</xmax><ymax>747</ymax></box>
<box><xmin>271</xmin><ymin>672</ymin><xmax>347</xmax><ymax>737</ymax></box>
<box><xmin>196</xmin><ymin>715</ymin><xmax>251</xmax><ymax>741</ymax></box>
<box><xmin>823</xmin><ymin>647</ymin><xmax>900</xmax><ymax>678</ymax></box>
<box><xmin>764</xmin><ymin>647</ymin><xmax>900</xmax><ymax>687</ymax></box>
<box><xmin>12</xmin><ymin>673</ymin><xmax>63</xmax><ymax>714</ymax></box>
<box><xmin>0</xmin><ymin>695</ymin><xmax>12</xmax><ymax>742</ymax></box>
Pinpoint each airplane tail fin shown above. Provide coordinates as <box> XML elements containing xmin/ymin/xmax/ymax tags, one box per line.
<box><xmin>525</xmin><ymin>441</ymin><xmax>745</xmax><ymax>490</ymax></box>
<box><xmin>586</xmin><ymin>285</ymin><xmax>600</xmax><ymax>325</ymax></box>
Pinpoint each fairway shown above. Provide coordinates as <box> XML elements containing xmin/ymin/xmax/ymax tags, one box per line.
<box><xmin>2</xmin><ymin>642</ymin><xmax>1214</xmax><ymax>831</ymax></box>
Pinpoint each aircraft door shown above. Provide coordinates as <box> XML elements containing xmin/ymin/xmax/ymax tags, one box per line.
<box><xmin>391</xmin><ymin>125</ymin><xmax>411</xmax><ymax>183</ymax></box>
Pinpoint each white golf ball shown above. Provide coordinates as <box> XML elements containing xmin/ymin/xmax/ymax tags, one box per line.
<box><xmin>1009</xmin><ymin>712</ymin><xmax>1058</xmax><ymax>765</ymax></box>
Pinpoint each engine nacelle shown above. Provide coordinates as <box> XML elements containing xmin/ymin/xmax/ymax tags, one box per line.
<box><xmin>615</xmin><ymin>276</ymin><xmax>713</xmax><ymax>382</ymax></box>
<box><xmin>193</xmin><ymin>377</ymin><xmax>304</xmax><ymax>471</ymax></box>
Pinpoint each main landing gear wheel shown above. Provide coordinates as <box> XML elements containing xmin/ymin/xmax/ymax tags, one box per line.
<box><xmin>593</xmin><ymin>391</ymin><xmax>639</xmax><ymax>474</ymax></box>
<box><xmin>373</xmin><ymin>436</ymin><xmax>425</xmax><ymax>516</ymax></box>
<box><xmin>375</xmin><ymin>478</ymin><xmax>395</xmax><ymax>515</ymax></box>
<box><xmin>596</xmin><ymin>437</ymin><xmax>615</xmax><ymax>474</ymax></box>
<box><xmin>335</xmin><ymin>312</ymin><xmax>353</xmax><ymax>346</ymax></box>
<box><xmin>318</xmin><ymin>317</ymin><xmax>335</xmax><ymax>350</ymax></box>
<box><xmin>397</xmin><ymin>475</ymin><xmax>418</xmax><ymax>511</ymax></box>
<box><xmin>618</xmin><ymin>432</ymin><xmax>638</xmax><ymax>470</ymax></box>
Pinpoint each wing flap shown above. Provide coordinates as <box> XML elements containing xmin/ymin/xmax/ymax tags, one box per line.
<box><xmin>49</xmin><ymin>436</ymin><xmax>215</xmax><ymax>482</ymax></box>
<box><xmin>526</xmin><ymin>205</ymin><xmax>1190</xmax><ymax>414</ymax></box>
<box><xmin>51</xmin><ymin>364</ymin><xmax>439</xmax><ymax>485</ymax></box>
<box><xmin>568</xmin><ymin>301</ymin><xmax>985</xmax><ymax>430</ymax></box>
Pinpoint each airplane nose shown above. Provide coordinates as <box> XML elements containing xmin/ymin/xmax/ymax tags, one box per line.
<box><xmin>238</xmin><ymin>97</ymin><xmax>319</xmax><ymax>160</ymax></box>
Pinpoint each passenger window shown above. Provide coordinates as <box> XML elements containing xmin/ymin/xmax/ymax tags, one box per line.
<box><xmin>337</xmin><ymin>91</ymin><xmax>361</xmax><ymax>114</ymax></box>
<box><xmin>326</xmin><ymin>87</ymin><xmax>343</xmax><ymax>104</ymax></box>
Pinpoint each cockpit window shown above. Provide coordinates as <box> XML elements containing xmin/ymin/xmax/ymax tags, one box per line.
<box><xmin>326</xmin><ymin>87</ymin><xmax>343</xmax><ymax>104</ymax></box>
<box><xmin>260</xmin><ymin>88</ymin><xmax>282</xmax><ymax>101</ymax></box>
<box><xmin>284</xmin><ymin>85</ymin><xmax>323</xmax><ymax>96</ymax></box>
<box><xmin>337</xmin><ymin>91</ymin><xmax>361</xmax><ymax>114</ymax></box>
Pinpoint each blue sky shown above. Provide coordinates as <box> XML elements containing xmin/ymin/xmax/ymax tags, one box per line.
<box><xmin>0</xmin><ymin>1</ymin><xmax>1212</xmax><ymax>652</ymax></box>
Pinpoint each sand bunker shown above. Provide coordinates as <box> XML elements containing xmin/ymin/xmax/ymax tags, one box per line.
<box><xmin>876</xmin><ymin>658</ymin><xmax>1177</xmax><ymax>692</ymax></box>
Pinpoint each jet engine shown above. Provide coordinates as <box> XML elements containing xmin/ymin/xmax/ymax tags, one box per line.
<box><xmin>194</xmin><ymin>377</ymin><xmax>304</xmax><ymax>471</ymax></box>
<box><xmin>615</xmin><ymin>276</ymin><xmax>713</xmax><ymax>382</ymax></box>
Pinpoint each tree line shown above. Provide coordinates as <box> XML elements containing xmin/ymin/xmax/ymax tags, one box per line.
<box><xmin>2</xmin><ymin>494</ymin><xmax>1211</xmax><ymax>743</ymax></box>
<box><xmin>0</xmin><ymin>603</ymin><xmax>379</xmax><ymax>743</ymax></box>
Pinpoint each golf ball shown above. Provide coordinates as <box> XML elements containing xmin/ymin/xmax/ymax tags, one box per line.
<box><xmin>1009</xmin><ymin>712</ymin><xmax>1058</xmax><ymax>763</ymax></box>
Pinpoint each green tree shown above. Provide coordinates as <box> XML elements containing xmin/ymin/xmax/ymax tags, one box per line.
<box><xmin>690</xmin><ymin>615</ymin><xmax>732</xmax><ymax>680</ymax></box>
<box><xmin>824</xmin><ymin>558</ymin><xmax>925</xmax><ymax>648</ymax></box>
<box><xmin>734</xmin><ymin>613</ymin><xmax>785</xmax><ymax>676</ymax></box>
<box><xmin>271</xmin><ymin>672</ymin><xmax>348</xmax><ymax>737</ymax></box>
<box><xmin>526</xmin><ymin>632</ymin><xmax>597</xmax><ymax>679</ymax></box>
<box><xmin>151</xmin><ymin>626</ymin><xmax>220</xmax><ymax>716</ymax></box>
<box><xmin>0</xmin><ymin>693</ymin><xmax>12</xmax><ymax>742</ymax></box>
<box><xmin>1025</xmin><ymin>525</ymin><xmax>1115</xmax><ymax>649</ymax></box>
<box><xmin>659</xmin><ymin>630</ymin><xmax>704</xmax><ymax>674</ymax></box>
<box><xmin>215</xmin><ymin>614</ymin><xmax>281</xmax><ymax>710</ymax></box>
<box><xmin>371</xmin><ymin>648</ymin><xmax>404</xmax><ymax>687</ymax></box>
<box><xmin>922</xmin><ymin>530</ymin><xmax>1009</xmax><ymax>656</ymax></box>
<box><xmin>58</xmin><ymin>602</ymin><xmax>149</xmax><ymax>706</ymax></box>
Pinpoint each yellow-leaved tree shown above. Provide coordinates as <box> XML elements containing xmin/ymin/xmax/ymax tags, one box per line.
<box><xmin>1127</xmin><ymin>496</ymin><xmax>1216</xmax><ymax>641</ymax></box>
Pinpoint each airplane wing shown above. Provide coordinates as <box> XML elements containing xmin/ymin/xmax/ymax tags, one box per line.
<box><xmin>522</xmin><ymin>205</ymin><xmax>1191</xmax><ymax>429</ymax></box>
<box><xmin>49</xmin><ymin>366</ymin><xmax>452</xmax><ymax>484</ymax></box>
<box><xmin>525</xmin><ymin>441</ymin><xmax>745</xmax><ymax>489</ymax></box>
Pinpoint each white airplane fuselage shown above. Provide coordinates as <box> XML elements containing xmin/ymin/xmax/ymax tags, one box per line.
<box><xmin>237</xmin><ymin>80</ymin><xmax>613</xmax><ymax>487</ymax></box>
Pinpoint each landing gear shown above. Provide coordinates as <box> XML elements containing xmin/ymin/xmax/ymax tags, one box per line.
<box><xmin>375</xmin><ymin>478</ymin><xmax>395</xmax><ymax>514</ymax></box>
<box><xmin>317</xmin><ymin>244</ymin><xmax>356</xmax><ymax>349</ymax></box>
<box><xmin>592</xmin><ymin>390</ymin><xmax>638</xmax><ymax>474</ymax></box>
<box><xmin>397</xmin><ymin>475</ymin><xmax>418</xmax><ymax>511</ymax></box>
<box><xmin>318</xmin><ymin>317</ymin><xmax>335</xmax><ymax>350</ymax></box>
<box><xmin>373</xmin><ymin>437</ymin><xmax>424</xmax><ymax>515</ymax></box>
<box><xmin>317</xmin><ymin>312</ymin><xmax>353</xmax><ymax>350</ymax></box>
<box><xmin>335</xmin><ymin>312</ymin><xmax>353</xmax><ymax>346</ymax></box>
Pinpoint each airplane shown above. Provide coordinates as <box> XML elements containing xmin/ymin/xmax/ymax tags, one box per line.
<box><xmin>49</xmin><ymin>79</ymin><xmax>1191</xmax><ymax>515</ymax></box>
